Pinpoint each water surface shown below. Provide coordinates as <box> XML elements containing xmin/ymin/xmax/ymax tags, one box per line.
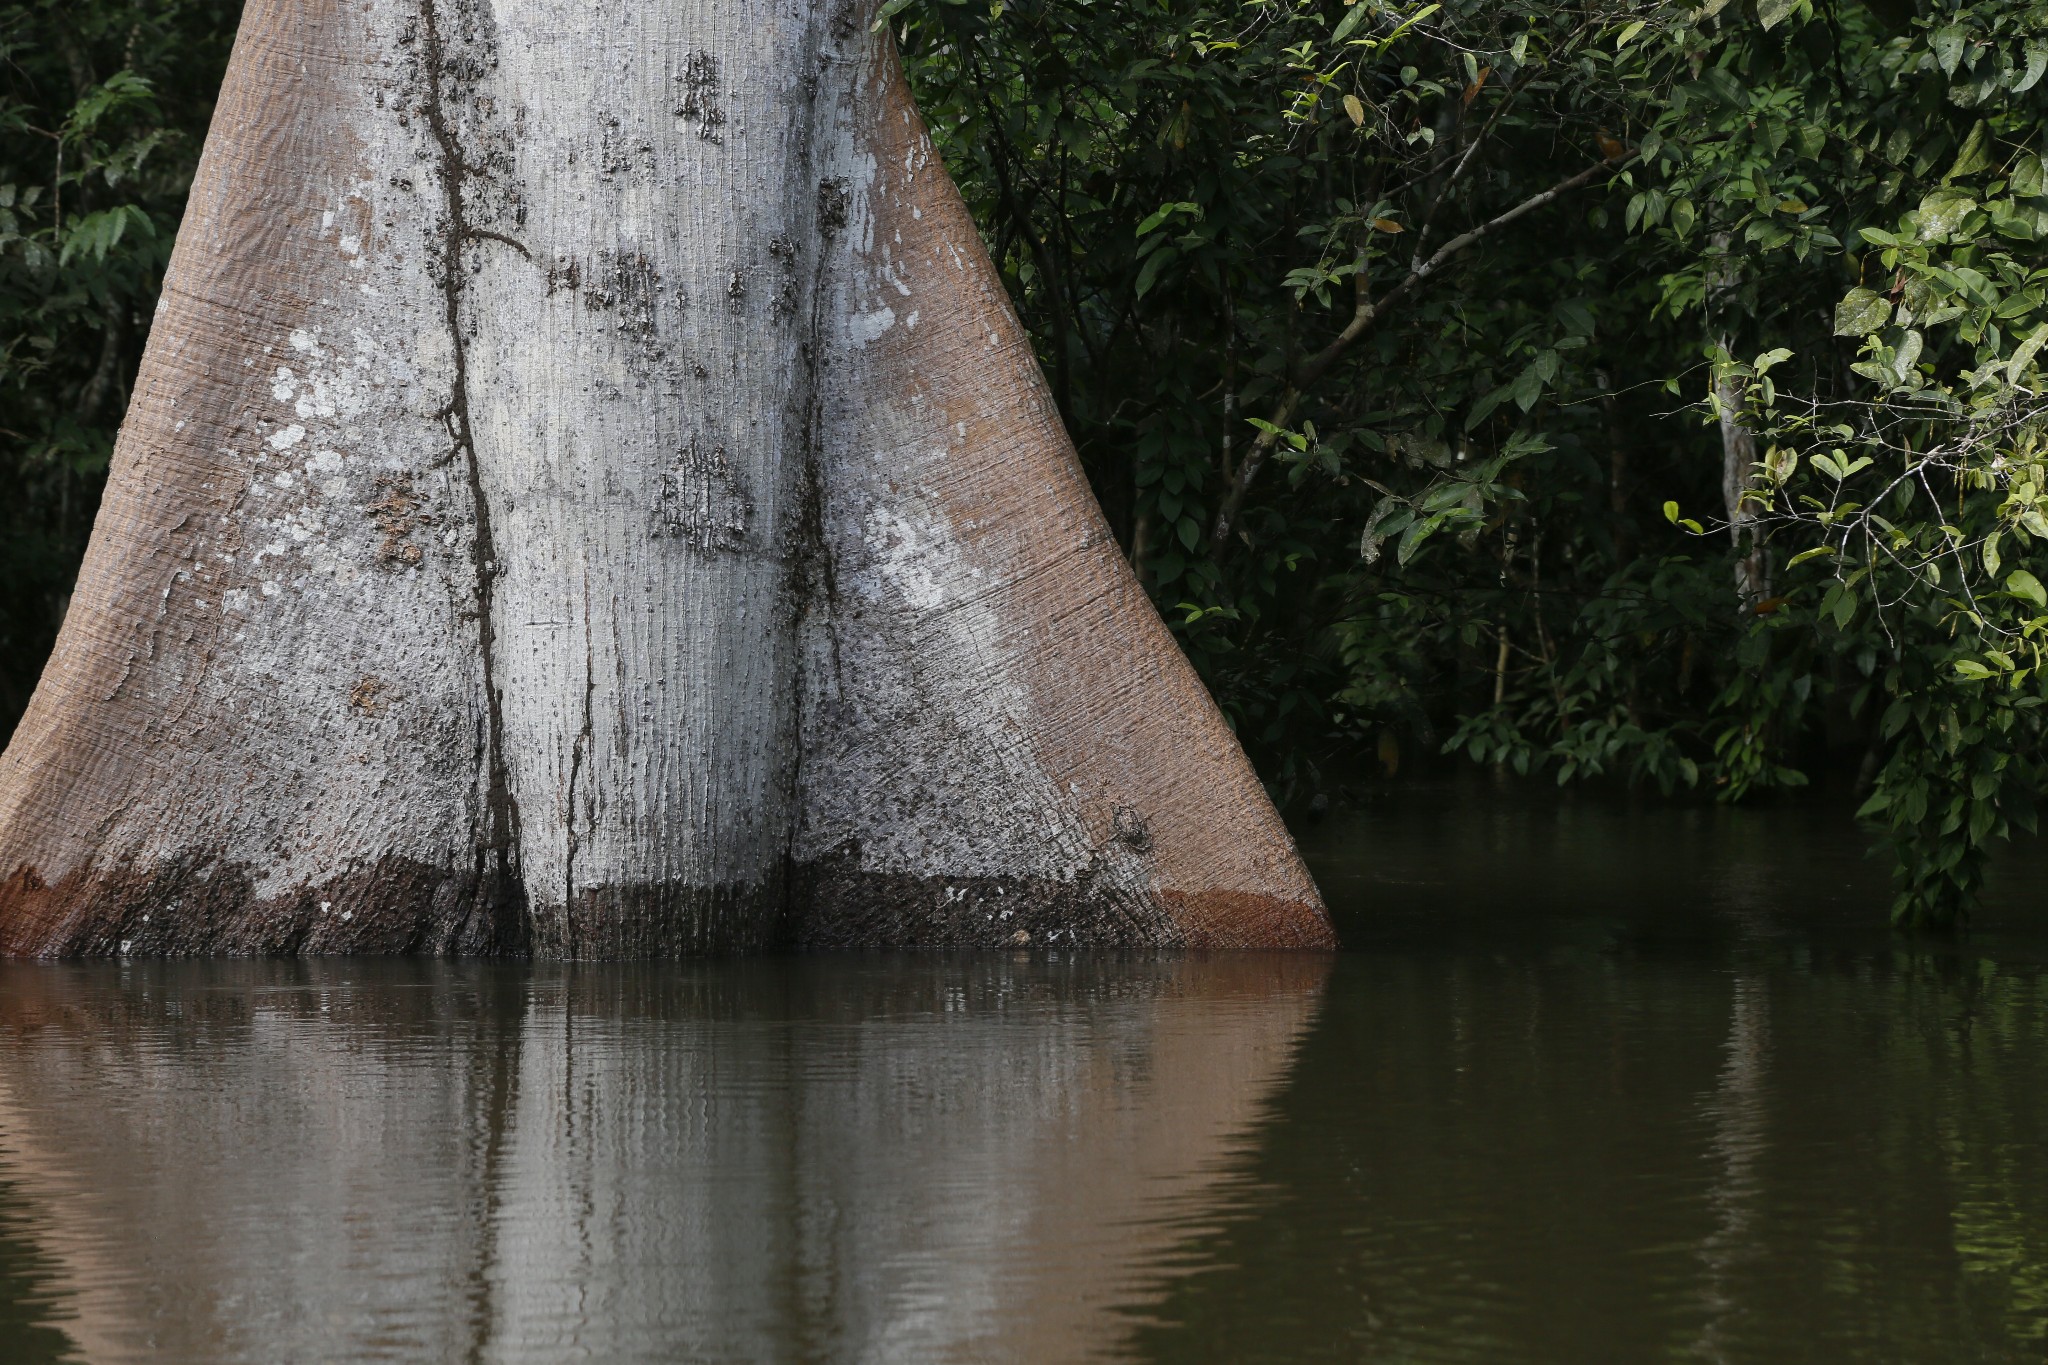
<box><xmin>0</xmin><ymin>779</ymin><xmax>2044</xmax><ymax>1362</ymax></box>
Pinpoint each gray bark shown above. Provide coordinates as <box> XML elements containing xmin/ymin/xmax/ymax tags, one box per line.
<box><xmin>0</xmin><ymin>0</ymin><xmax>1330</xmax><ymax>955</ymax></box>
<box><xmin>1711</xmin><ymin>237</ymin><xmax>1768</xmax><ymax>608</ymax></box>
<box><xmin>1715</xmin><ymin>352</ymin><xmax>1771</xmax><ymax>608</ymax></box>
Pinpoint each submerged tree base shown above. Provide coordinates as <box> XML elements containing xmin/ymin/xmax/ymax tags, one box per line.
<box><xmin>0</xmin><ymin>849</ymin><xmax>1335</xmax><ymax>957</ymax></box>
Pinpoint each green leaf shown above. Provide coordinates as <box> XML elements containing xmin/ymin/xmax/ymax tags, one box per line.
<box><xmin>62</xmin><ymin>71</ymin><xmax>156</xmax><ymax>137</ymax></box>
<box><xmin>1834</xmin><ymin>288</ymin><xmax>1891</xmax><ymax>336</ymax></box>
<box><xmin>1396</xmin><ymin>511</ymin><xmax>1445</xmax><ymax>566</ymax></box>
<box><xmin>1511</xmin><ymin>364</ymin><xmax>1543</xmax><ymax>412</ymax></box>
<box><xmin>1135</xmin><ymin>201</ymin><xmax>1198</xmax><ymax>237</ymax></box>
<box><xmin>1757</xmin><ymin>0</ymin><xmax>1798</xmax><ymax>30</ymax></box>
<box><xmin>1331</xmin><ymin>2</ymin><xmax>1372</xmax><ymax>44</ymax></box>
<box><xmin>57</xmin><ymin>206</ymin><xmax>153</xmax><ymax>268</ymax></box>
<box><xmin>1890</xmin><ymin>329</ymin><xmax>1923</xmax><ymax>386</ymax></box>
<box><xmin>871</xmin><ymin>0</ymin><xmax>916</xmax><ymax>31</ymax></box>
<box><xmin>2016</xmin><ymin>155</ymin><xmax>2047</xmax><ymax>199</ymax></box>
<box><xmin>1133</xmin><ymin>244</ymin><xmax>1177</xmax><ymax>297</ymax></box>
<box><xmin>1931</xmin><ymin>26</ymin><xmax>1967</xmax><ymax>77</ymax></box>
<box><xmin>2018</xmin><ymin>43</ymin><xmax>2048</xmax><ymax>95</ymax></box>
<box><xmin>2007</xmin><ymin>569</ymin><xmax>2048</xmax><ymax>608</ymax></box>
<box><xmin>1382</xmin><ymin>4</ymin><xmax>1440</xmax><ymax>46</ymax></box>
<box><xmin>1945</xmin><ymin>121</ymin><xmax>1993</xmax><ymax>182</ymax></box>
<box><xmin>1465</xmin><ymin>382</ymin><xmax>1512</xmax><ymax>431</ymax></box>
<box><xmin>1697</xmin><ymin>67</ymin><xmax>1745</xmax><ymax>108</ymax></box>
<box><xmin>1785</xmin><ymin>545</ymin><xmax>1834</xmax><ymax>568</ymax></box>
<box><xmin>1662</xmin><ymin>500</ymin><xmax>1680</xmax><ymax>524</ymax></box>
<box><xmin>2007</xmin><ymin>325</ymin><xmax>2047</xmax><ymax>384</ymax></box>
<box><xmin>1916</xmin><ymin>190</ymin><xmax>1977</xmax><ymax>240</ymax></box>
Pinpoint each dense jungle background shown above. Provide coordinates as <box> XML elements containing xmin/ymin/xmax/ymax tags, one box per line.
<box><xmin>2</xmin><ymin>0</ymin><xmax>2045</xmax><ymax>927</ymax></box>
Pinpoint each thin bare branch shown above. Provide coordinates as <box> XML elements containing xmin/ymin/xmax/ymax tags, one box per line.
<box><xmin>1209</xmin><ymin>156</ymin><xmax>1622</xmax><ymax>551</ymax></box>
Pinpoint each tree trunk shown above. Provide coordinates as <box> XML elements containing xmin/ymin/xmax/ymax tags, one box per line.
<box><xmin>1710</xmin><ymin>238</ymin><xmax>1768</xmax><ymax>609</ymax></box>
<box><xmin>0</xmin><ymin>0</ymin><xmax>1331</xmax><ymax>956</ymax></box>
<box><xmin>1715</xmin><ymin>352</ymin><xmax>1770</xmax><ymax>609</ymax></box>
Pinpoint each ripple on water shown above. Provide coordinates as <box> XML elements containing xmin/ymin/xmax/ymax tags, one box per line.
<box><xmin>0</xmin><ymin>778</ymin><xmax>2045</xmax><ymax>1362</ymax></box>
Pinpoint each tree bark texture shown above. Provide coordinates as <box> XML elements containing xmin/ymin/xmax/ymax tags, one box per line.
<box><xmin>1714</xmin><ymin>355</ymin><xmax>1769</xmax><ymax>609</ymax></box>
<box><xmin>0</xmin><ymin>0</ymin><xmax>1332</xmax><ymax>956</ymax></box>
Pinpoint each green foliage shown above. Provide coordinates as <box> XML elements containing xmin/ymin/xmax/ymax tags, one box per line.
<box><xmin>1622</xmin><ymin>0</ymin><xmax>2048</xmax><ymax>926</ymax></box>
<box><xmin>896</xmin><ymin>0</ymin><xmax>2048</xmax><ymax>929</ymax></box>
<box><xmin>899</xmin><ymin>0</ymin><xmax>1666</xmax><ymax>792</ymax></box>
<box><xmin>0</xmin><ymin>0</ymin><xmax>237</xmax><ymax>725</ymax></box>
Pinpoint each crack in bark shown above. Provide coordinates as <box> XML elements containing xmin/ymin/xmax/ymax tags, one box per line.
<box><xmin>418</xmin><ymin>0</ymin><xmax>527</xmax><ymax>951</ymax></box>
<box><xmin>564</xmin><ymin>577</ymin><xmax>595</xmax><ymax>955</ymax></box>
<box><xmin>460</xmin><ymin>226</ymin><xmax>533</xmax><ymax>260</ymax></box>
<box><xmin>775</xmin><ymin>24</ymin><xmax>858</xmax><ymax>923</ymax></box>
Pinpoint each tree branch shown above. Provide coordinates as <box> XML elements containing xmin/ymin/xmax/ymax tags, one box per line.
<box><xmin>1208</xmin><ymin>157</ymin><xmax>1623</xmax><ymax>552</ymax></box>
<box><xmin>1408</xmin><ymin>83</ymin><xmax>1521</xmax><ymax>271</ymax></box>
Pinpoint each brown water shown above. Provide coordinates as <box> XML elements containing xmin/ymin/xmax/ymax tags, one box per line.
<box><xmin>0</xmin><ymin>779</ymin><xmax>2045</xmax><ymax>1362</ymax></box>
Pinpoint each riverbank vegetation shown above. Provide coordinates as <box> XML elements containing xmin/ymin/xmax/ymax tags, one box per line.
<box><xmin>4</xmin><ymin>0</ymin><xmax>2045</xmax><ymax>927</ymax></box>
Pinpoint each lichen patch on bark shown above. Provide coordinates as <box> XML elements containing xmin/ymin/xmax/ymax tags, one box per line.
<box><xmin>653</xmin><ymin>438</ymin><xmax>753</xmax><ymax>551</ymax></box>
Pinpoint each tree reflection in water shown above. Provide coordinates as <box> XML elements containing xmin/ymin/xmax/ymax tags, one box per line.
<box><xmin>1125</xmin><ymin>781</ymin><xmax>2048</xmax><ymax>1364</ymax></box>
<box><xmin>0</xmin><ymin>954</ymin><xmax>1327</xmax><ymax>1363</ymax></box>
